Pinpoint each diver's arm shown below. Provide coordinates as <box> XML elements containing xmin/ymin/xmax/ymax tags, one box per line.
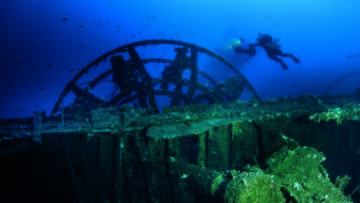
<box><xmin>248</xmin><ymin>43</ymin><xmax>259</xmax><ymax>48</ymax></box>
<box><xmin>234</xmin><ymin>46</ymin><xmax>256</xmax><ymax>56</ymax></box>
<box><xmin>234</xmin><ymin>46</ymin><xmax>245</xmax><ymax>53</ymax></box>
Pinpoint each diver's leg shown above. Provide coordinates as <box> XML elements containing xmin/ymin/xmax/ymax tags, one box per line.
<box><xmin>278</xmin><ymin>53</ymin><xmax>300</xmax><ymax>63</ymax></box>
<box><xmin>271</xmin><ymin>55</ymin><xmax>288</xmax><ymax>70</ymax></box>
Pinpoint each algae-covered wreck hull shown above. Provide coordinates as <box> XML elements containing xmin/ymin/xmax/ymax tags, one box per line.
<box><xmin>1</xmin><ymin>94</ymin><xmax>360</xmax><ymax>202</ymax></box>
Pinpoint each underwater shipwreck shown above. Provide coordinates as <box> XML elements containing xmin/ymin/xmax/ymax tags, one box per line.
<box><xmin>1</xmin><ymin>39</ymin><xmax>360</xmax><ymax>202</ymax></box>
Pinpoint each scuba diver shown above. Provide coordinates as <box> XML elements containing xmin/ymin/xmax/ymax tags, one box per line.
<box><xmin>233</xmin><ymin>33</ymin><xmax>300</xmax><ymax>70</ymax></box>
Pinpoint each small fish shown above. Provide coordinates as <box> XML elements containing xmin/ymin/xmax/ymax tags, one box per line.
<box><xmin>40</xmin><ymin>88</ymin><xmax>45</xmax><ymax>91</ymax></box>
<box><xmin>47</xmin><ymin>64</ymin><xmax>52</xmax><ymax>67</ymax></box>
<box><xmin>62</xmin><ymin>18</ymin><xmax>68</xmax><ymax>21</ymax></box>
<box><xmin>78</xmin><ymin>25</ymin><xmax>84</xmax><ymax>28</ymax></box>
<box><xmin>346</xmin><ymin>54</ymin><xmax>360</xmax><ymax>59</ymax></box>
<box><xmin>108</xmin><ymin>2</ymin><xmax>111</xmax><ymax>5</ymax></box>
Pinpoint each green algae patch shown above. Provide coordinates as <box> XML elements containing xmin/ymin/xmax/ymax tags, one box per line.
<box><xmin>224</xmin><ymin>146</ymin><xmax>352</xmax><ymax>203</ymax></box>
<box><xmin>225</xmin><ymin>170</ymin><xmax>285</xmax><ymax>203</ymax></box>
<box><xmin>309</xmin><ymin>104</ymin><xmax>360</xmax><ymax>124</ymax></box>
<box><xmin>267</xmin><ymin>146</ymin><xmax>351</xmax><ymax>202</ymax></box>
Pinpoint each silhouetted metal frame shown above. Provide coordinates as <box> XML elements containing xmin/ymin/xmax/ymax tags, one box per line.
<box><xmin>51</xmin><ymin>40</ymin><xmax>260</xmax><ymax>116</ymax></box>
<box><xmin>326</xmin><ymin>71</ymin><xmax>360</xmax><ymax>93</ymax></box>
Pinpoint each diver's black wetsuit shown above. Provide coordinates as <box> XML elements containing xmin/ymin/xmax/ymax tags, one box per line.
<box><xmin>234</xmin><ymin>34</ymin><xmax>300</xmax><ymax>70</ymax></box>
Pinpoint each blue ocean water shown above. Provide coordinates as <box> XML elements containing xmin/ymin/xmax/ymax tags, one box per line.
<box><xmin>1</xmin><ymin>0</ymin><xmax>360</xmax><ymax>118</ymax></box>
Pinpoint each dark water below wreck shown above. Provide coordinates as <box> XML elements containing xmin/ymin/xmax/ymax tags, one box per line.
<box><xmin>1</xmin><ymin>0</ymin><xmax>360</xmax><ymax>202</ymax></box>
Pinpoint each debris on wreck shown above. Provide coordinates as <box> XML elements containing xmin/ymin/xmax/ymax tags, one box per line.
<box><xmin>1</xmin><ymin>92</ymin><xmax>359</xmax><ymax>202</ymax></box>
